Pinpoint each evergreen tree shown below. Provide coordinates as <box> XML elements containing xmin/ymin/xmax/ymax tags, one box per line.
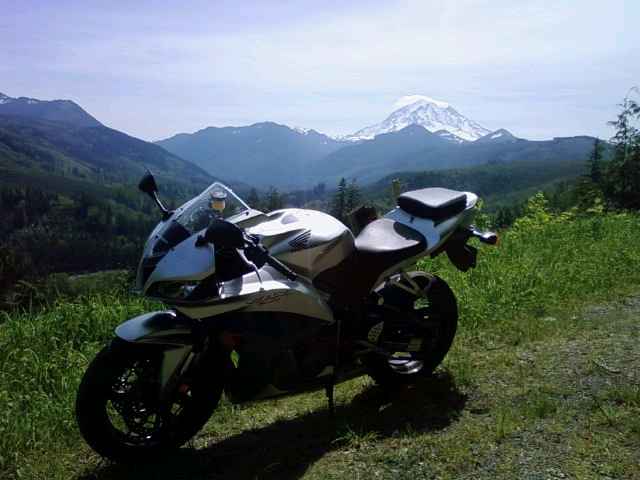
<box><xmin>391</xmin><ymin>178</ymin><xmax>402</xmax><ymax>202</ymax></box>
<box><xmin>312</xmin><ymin>182</ymin><xmax>326</xmax><ymax>197</ymax></box>
<box><xmin>575</xmin><ymin>138</ymin><xmax>606</xmax><ymax>210</ymax></box>
<box><xmin>265</xmin><ymin>187</ymin><xmax>284</xmax><ymax>212</ymax></box>
<box><xmin>605</xmin><ymin>91</ymin><xmax>640</xmax><ymax>209</ymax></box>
<box><xmin>330</xmin><ymin>178</ymin><xmax>347</xmax><ymax>222</ymax></box>
<box><xmin>345</xmin><ymin>179</ymin><xmax>361</xmax><ymax>215</ymax></box>
<box><xmin>494</xmin><ymin>206</ymin><xmax>514</xmax><ymax>228</ymax></box>
<box><xmin>588</xmin><ymin>138</ymin><xmax>604</xmax><ymax>184</ymax></box>
<box><xmin>247</xmin><ymin>188</ymin><xmax>260</xmax><ymax>210</ymax></box>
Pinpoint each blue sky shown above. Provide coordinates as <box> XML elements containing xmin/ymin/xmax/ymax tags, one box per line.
<box><xmin>2</xmin><ymin>0</ymin><xmax>638</xmax><ymax>141</ymax></box>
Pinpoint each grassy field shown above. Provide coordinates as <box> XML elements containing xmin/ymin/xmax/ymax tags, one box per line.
<box><xmin>1</xmin><ymin>208</ymin><xmax>639</xmax><ymax>479</ymax></box>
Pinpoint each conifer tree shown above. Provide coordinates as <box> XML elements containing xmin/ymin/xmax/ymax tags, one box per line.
<box><xmin>588</xmin><ymin>138</ymin><xmax>604</xmax><ymax>184</ymax></box>
<box><xmin>265</xmin><ymin>187</ymin><xmax>284</xmax><ymax>211</ymax></box>
<box><xmin>605</xmin><ymin>90</ymin><xmax>640</xmax><ymax>209</ymax></box>
<box><xmin>576</xmin><ymin>137</ymin><xmax>606</xmax><ymax>210</ymax></box>
<box><xmin>247</xmin><ymin>188</ymin><xmax>261</xmax><ymax>210</ymax></box>
<box><xmin>345</xmin><ymin>179</ymin><xmax>360</xmax><ymax>215</ymax></box>
<box><xmin>330</xmin><ymin>178</ymin><xmax>347</xmax><ymax>222</ymax></box>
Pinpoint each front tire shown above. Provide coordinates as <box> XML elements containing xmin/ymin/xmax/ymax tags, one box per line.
<box><xmin>367</xmin><ymin>273</ymin><xmax>458</xmax><ymax>387</ymax></box>
<box><xmin>76</xmin><ymin>339</ymin><xmax>223</xmax><ymax>462</ymax></box>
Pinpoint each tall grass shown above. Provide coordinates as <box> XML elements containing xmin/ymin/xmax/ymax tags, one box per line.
<box><xmin>421</xmin><ymin>210</ymin><xmax>640</xmax><ymax>338</ymax></box>
<box><xmin>1</xmin><ymin>209</ymin><xmax>639</xmax><ymax>477</ymax></box>
<box><xmin>0</xmin><ymin>291</ymin><xmax>153</xmax><ymax>477</ymax></box>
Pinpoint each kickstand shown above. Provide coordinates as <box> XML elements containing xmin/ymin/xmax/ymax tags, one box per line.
<box><xmin>326</xmin><ymin>317</ymin><xmax>340</xmax><ymax>420</ymax></box>
<box><xmin>325</xmin><ymin>378</ymin><xmax>335</xmax><ymax>418</ymax></box>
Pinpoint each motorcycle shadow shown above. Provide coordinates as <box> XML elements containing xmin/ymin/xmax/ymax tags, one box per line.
<box><xmin>82</xmin><ymin>370</ymin><xmax>466</xmax><ymax>480</ymax></box>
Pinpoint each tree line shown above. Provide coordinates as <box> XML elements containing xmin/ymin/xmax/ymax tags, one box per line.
<box><xmin>581</xmin><ymin>91</ymin><xmax>640</xmax><ymax>210</ymax></box>
<box><xmin>0</xmin><ymin>185</ymin><xmax>159</xmax><ymax>308</ymax></box>
<box><xmin>488</xmin><ymin>90</ymin><xmax>640</xmax><ymax>227</ymax></box>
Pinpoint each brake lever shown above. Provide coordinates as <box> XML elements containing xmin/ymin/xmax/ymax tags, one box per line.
<box><xmin>237</xmin><ymin>249</ymin><xmax>264</xmax><ymax>290</ymax></box>
<box><xmin>246</xmin><ymin>234</ymin><xmax>264</xmax><ymax>252</ymax></box>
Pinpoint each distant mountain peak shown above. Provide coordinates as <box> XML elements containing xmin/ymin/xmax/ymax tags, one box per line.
<box><xmin>393</xmin><ymin>95</ymin><xmax>450</xmax><ymax>109</ymax></box>
<box><xmin>292</xmin><ymin>126</ymin><xmax>332</xmax><ymax>137</ymax></box>
<box><xmin>490</xmin><ymin>128</ymin><xmax>514</xmax><ymax>137</ymax></box>
<box><xmin>344</xmin><ymin>95</ymin><xmax>490</xmax><ymax>142</ymax></box>
<box><xmin>476</xmin><ymin>128</ymin><xmax>518</xmax><ymax>143</ymax></box>
<box><xmin>156</xmin><ymin>121</ymin><xmax>346</xmax><ymax>188</ymax></box>
<box><xmin>1</xmin><ymin>93</ymin><xmax>42</xmax><ymax>104</ymax></box>
<box><xmin>0</xmin><ymin>92</ymin><xmax>102</xmax><ymax>128</ymax></box>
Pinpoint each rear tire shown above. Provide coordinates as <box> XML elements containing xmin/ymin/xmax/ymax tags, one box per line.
<box><xmin>367</xmin><ymin>273</ymin><xmax>458</xmax><ymax>387</ymax></box>
<box><xmin>76</xmin><ymin>339</ymin><xmax>223</xmax><ymax>462</ymax></box>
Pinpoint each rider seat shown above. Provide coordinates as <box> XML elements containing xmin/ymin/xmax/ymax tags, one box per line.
<box><xmin>398</xmin><ymin>188</ymin><xmax>467</xmax><ymax>221</ymax></box>
<box><xmin>314</xmin><ymin>219</ymin><xmax>426</xmax><ymax>302</ymax></box>
<box><xmin>355</xmin><ymin>218</ymin><xmax>426</xmax><ymax>258</ymax></box>
<box><xmin>354</xmin><ymin>218</ymin><xmax>426</xmax><ymax>287</ymax></box>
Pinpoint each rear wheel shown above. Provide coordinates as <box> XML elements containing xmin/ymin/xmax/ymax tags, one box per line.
<box><xmin>367</xmin><ymin>273</ymin><xmax>458</xmax><ymax>387</ymax></box>
<box><xmin>76</xmin><ymin>339</ymin><xmax>223</xmax><ymax>462</ymax></box>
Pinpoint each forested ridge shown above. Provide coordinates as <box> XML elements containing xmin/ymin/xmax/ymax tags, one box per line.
<box><xmin>1</xmin><ymin>91</ymin><xmax>639</xmax><ymax>309</ymax></box>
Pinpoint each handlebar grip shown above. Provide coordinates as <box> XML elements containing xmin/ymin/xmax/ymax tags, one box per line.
<box><xmin>266</xmin><ymin>256</ymin><xmax>297</xmax><ymax>281</ymax></box>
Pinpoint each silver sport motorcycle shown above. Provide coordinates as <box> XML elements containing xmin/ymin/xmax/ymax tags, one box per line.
<box><xmin>75</xmin><ymin>172</ymin><xmax>497</xmax><ymax>461</ymax></box>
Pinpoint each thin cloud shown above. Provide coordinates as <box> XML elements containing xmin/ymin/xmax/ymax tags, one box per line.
<box><xmin>1</xmin><ymin>0</ymin><xmax>638</xmax><ymax>140</ymax></box>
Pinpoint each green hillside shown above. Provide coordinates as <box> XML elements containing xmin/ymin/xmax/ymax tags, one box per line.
<box><xmin>361</xmin><ymin>157</ymin><xmax>588</xmax><ymax>214</ymax></box>
<box><xmin>0</xmin><ymin>113</ymin><xmax>226</xmax><ymax>304</ymax></box>
<box><xmin>0</xmin><ymin>114</ymin><xmax>214</xmax><ymax>190</ymax></box>
<box><xmin>316</xmin><ymin>130</ymin><xmax>601</xmax><ymax>186</ymax></box>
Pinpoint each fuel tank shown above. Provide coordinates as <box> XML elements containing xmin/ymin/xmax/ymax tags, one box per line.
<box><xmin>247</xmin><ymin>209</ymin><xmax>354</xmax><ymax>279</ymax></box>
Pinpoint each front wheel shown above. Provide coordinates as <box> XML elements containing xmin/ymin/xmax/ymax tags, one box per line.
<box><xmin>367</xmin><ymin>273</ymin><xmax>458</xmax><ymax>387</ymax></box>
<box><xmin>75</xmin><ymin>339</ymin><xmax>223</xmax><ymax>462</ymax></box>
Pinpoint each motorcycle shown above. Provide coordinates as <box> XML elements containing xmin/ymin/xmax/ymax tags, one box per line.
<box><xmin>75</xmin><ymin>172</ymin><xmax>497</xmax><ymax>461</ymax></box>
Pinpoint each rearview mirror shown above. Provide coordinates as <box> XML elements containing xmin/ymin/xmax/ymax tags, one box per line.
<box><xmin>138</xmin><ymin>171</ymin><xmax>158</xmax><ymax>195</ymax></box>
<box><xmin>138</xmin><ymin>170</ymin><xmax>171</xmax><ymax>220</ymax></box>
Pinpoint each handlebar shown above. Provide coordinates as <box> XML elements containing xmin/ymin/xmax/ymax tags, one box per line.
<box><xmin>245</xmin><ymin>234</ymin><xmax>297</xmax><ymax>281</ymax></box>
<box><xmin>240</xmin><ymin>232</ymin><xmax>297</xmax><ymax>281</ymax></box>
<box><xmin>196</xmin><ymin>222</ymin><xmax>298</xmax><ymax>281</ymax></box>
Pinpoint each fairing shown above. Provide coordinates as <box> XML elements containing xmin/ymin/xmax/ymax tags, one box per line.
<box><xmin>173</xmin><ymin>266</ymin><xmax>334</xmax><ymax>323</ymax></box>
<box><xmin>143</xmin><ymin>233</ymin><xmax>216</xmax><ymax>294</ymax></box>
<box><xmin>248</xmin><ymin>209</ymin><xmax>354</xmax><ymax>279</ymax></box>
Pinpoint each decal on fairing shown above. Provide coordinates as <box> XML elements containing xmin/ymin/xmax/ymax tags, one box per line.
<box><xmin>246</xmin><ymin>291</ymin><xmax>291</xmax><ymax>305</ymax></box>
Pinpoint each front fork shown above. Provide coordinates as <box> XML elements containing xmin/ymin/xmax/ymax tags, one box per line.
<box><xmin>114</xmin><ymin>310</ymin><xmax>210</xmax><ymax>400</ymax></box>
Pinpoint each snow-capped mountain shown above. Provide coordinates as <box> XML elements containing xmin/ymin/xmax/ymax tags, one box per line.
<box><xmin>344</xmin><ymin>95</ymin><xmax>491</xmax><ymax>142</ymax></box>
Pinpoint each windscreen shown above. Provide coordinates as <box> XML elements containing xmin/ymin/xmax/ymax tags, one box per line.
<box><xmin>174</xmin><ymin>182</ymin><xmax>249</xmax><ymax>235</ymax></box>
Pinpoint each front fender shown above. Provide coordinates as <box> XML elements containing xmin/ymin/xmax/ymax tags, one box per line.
<box><xmin>115</xmin><ymin>310</ymin><xmax>195</xmax><ymax>346</ymax></box>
